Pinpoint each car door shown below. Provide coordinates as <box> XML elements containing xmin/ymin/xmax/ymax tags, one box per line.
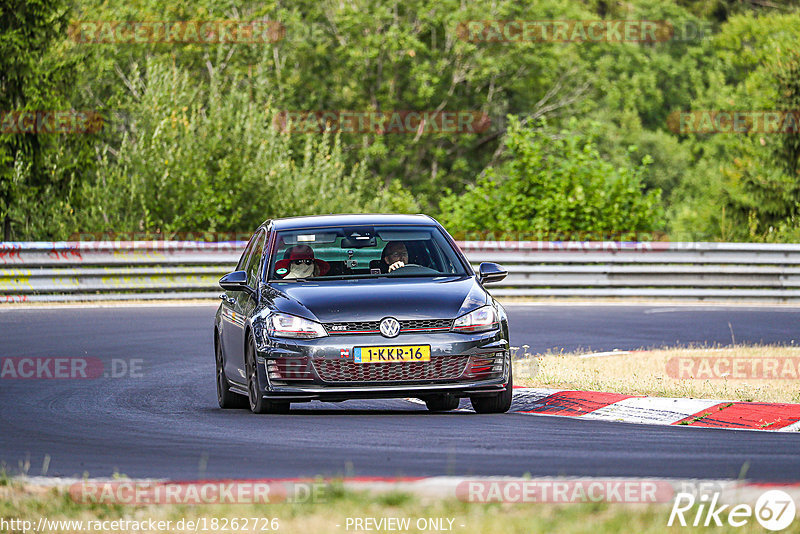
<box><xmin>221</xmin><ymin>232</ymin><xmax>258</xmax><ymax>383</ymax></box>
<box><xmin>228</xmin><ymin>229</ymin><xmax>266</xmax><ymax>381</ymax></box>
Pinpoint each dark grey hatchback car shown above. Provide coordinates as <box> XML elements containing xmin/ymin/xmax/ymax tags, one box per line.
<box><xmin>214</xmin><ymin>214</ymin><xmax>512</xmax><ymax>414</ymax></box>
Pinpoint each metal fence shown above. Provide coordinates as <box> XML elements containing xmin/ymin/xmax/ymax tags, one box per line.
<box><xmin>1</xmin><ymin>241</ymin><xmax>799</xmax><ymax>302</ymax></box>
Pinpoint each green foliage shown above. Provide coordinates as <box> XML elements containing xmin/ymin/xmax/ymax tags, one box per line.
<box><xmin>0</xmin><ymin>0</ymin><xmax>78</xmax><ymax>239</ymax></box>
<box><xmin>668</xmin><ymin>12</ymin><xmax>800</xmax><ymax>241</ymax></box>
<box><xmin>262</xmin><ymin>0</ymin><xmax>593</xmax><ymax>198</ymax></box>
<box><xmin>674</xmin><ymin>0</ymin><xmax>798</xmax><ymax>21</ymax></box>
<box><xmin>5</xmin><ymin>0</ymin><xmax>800</xmax><ymax>242</ymax></box>
<box><xmin>772</xmin><ymin>51</ymin><xmax>800</xmax><ymax>178</ymax></box>
<box><xmin>438</xmin><ymin>118</ymin><xmax>663</xmax><ymax>239</ymax></box>
<box><xmin>61</xmin><ymin>57</ymin><xmax>417</xmax><ymax>235</ymax></box>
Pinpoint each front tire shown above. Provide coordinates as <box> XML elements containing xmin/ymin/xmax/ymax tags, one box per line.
<box><xmin>470</xmin><ymin>364</ymin><xmax>513</xmax><ymax>414</ymax></box>
<box><xmin>246</xmin><ymin>334</ymin><xmax>290</xmax><ymax>414</ymax></box>
<box><xmin>216</xmin><ymin>335</ymin><xmax>248</xmax><ymax>409</ymax></box>
<box><xmin>424</xmin><ymin>394</ymin><xmax>460</xmax><ymax>412</ymax></box>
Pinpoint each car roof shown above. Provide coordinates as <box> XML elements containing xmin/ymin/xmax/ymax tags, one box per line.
<box><xmin>268</xmin><ymin>213</ymin><xmax>437</xmax><ymax>231</ymax></box>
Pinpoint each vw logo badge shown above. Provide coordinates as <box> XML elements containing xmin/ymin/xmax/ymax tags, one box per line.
<box><xmin>379</xmin><ymin>317</ymin><xmax>400</xmax><ymax>338</ymax></box>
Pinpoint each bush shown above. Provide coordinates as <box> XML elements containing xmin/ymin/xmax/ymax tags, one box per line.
<box><xmin>438</xmin><ymin>118</ymin><xmax>663</xmax><ymax>240</ymax></box>
<box><xmin>68</xmin><ymin>57</ymin><xmax>418</xmax><ymax>236</ymax></box>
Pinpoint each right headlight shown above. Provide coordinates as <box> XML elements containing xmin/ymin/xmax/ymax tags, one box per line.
<box><xmin>452</xmin><ymin>305</ymin><xmax>498</xmax><ymax>333</ymax></box>
<box><xmin>267</xmin><ymin>312</ymin><xmax>328</xmax><ymax>339</ymax></box>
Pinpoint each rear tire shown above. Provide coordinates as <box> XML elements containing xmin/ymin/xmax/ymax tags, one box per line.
<box><xmin>424</xmin><ymin>394</ymin><xmax>460</xmax><ymax>412</ymax></box>
<box><xmin>470</xmin><ymin>364</ymin><xmax>513</xmax><ymax>414</ymax></box>
<box><xmin>246</xmin><ymin>334</ymin><xmax>291</xmax><ymax>414</ymax></box>
<box><xmin>216</xmin><ymin>335</ymin><xmax>248</xmax><ymax>409</ymax></box>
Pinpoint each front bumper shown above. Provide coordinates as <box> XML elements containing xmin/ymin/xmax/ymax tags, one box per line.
<box><xmin>254</xmin><ymin>330</ymin><xmax>510</xmax><ymax>402</ymax></box>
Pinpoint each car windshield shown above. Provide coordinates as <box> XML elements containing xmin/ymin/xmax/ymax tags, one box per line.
<box><xmin>267</xmin><ymin>225</ymin><xmax>468</xmax><ymax>281</ymax></box>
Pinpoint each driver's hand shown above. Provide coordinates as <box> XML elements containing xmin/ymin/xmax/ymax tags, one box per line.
<box><xmin>388</xmin><ymin>261</ymin><xmax>405</xmax><ymax>272</ymax></box>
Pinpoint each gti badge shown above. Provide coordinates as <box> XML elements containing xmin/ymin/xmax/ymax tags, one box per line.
<box><xmin>379</xmin><ymin>317</ymin><xmax>400</xmax><ymax>338</ymax></box>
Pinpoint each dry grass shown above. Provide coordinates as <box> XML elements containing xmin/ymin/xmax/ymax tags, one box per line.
<box><xmin>514</xmin><ymin>345</ymin><xmax>800</xmax><ymax>403</ymax></box>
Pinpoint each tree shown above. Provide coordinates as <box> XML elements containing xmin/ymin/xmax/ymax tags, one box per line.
<box><xmin>0</xmin><ymin>0</ymin><xmax>74</xmax><ymax>240</ymax></box>
<box><xmin>63</xmin><ymin>57</ymin><xmax>417</xmax><ymax>236</ymax></box>
<box><xmin>438</xmin><ymin>118</ymin><xmax>663</xmax><ymax>240</ymax></box>
<box><xmin>773</xmin><ymin>51</ymin><xmax>800</xmax><ymax>179</ymax></box>
<box><xmin>668</xmin><ymin>12</ymin><xmax>800</xmax><ymax>240</ymax></box>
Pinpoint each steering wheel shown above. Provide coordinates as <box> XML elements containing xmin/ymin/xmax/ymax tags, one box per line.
<box><xmin>387</xmin><ymin>263</ymin><xmax>438</xmax><ymax>275</ymax></box>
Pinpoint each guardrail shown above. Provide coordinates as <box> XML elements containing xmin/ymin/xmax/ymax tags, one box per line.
<box><xmin>1</xmin><ymin>241</ymin><xmax>799</xmax><ymax>302</ymax></box>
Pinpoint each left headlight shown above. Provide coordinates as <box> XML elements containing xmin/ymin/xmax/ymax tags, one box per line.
<box><xmin>452</xmin><ymin>305</ymin><xmax>498</xmax><ymax>333</ymax></box>
<box><xmin>267</xmin><ymin>312</ymin><xmax>328</xmax><ymax>339</ymax></box>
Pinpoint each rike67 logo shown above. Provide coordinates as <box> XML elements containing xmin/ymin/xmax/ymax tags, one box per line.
<box><xmin>669</xmin><ymin>490</ymin><xmax>796</xmax><ymax>531</ymax></box>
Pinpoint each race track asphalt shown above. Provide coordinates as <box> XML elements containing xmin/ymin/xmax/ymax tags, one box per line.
<box><xmin>1</xmin><ymin>304</ymin><xmax>798</xmax><ymax>481</ymax></box>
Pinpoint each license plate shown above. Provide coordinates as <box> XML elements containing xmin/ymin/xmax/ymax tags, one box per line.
<box><xmin>353</xmin><ymin>345</ymin><xmax>431</xmax><ymax>364</ymax></box>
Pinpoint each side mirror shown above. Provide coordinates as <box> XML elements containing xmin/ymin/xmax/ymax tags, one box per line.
<box><xmin>219</xmin><ymin>270</ymin><xmax>248</xmax><ymax>291</ymax></box>
<box><xmin>478</xmin><ymin>262</ymin><xmax>507</xmax><ymax>284</ymax></box>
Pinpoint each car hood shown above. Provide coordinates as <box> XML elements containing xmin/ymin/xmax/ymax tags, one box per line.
<box><xmin>265</xmin><ymin>276</ymin><xmax>487</xmax><ymax>322</ymax></box>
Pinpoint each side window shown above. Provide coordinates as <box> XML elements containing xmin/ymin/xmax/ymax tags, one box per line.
<box><xmin>236</xmin><ymin>233</ymin><xmax>258</xmax><ymax>272</ymax></box>
<box><xmin>247</xmin><ymin>232</ymin><xmax>266</xmax><ymax>288</ymax></box>
<box><xmin>260</xmin><ymin>230</ymin><xmax>273</xmax><ymax>283</ymax></box>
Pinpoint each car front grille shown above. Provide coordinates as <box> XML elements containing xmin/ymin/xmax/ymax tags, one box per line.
<box><xmin>312</xmin><ymin>355</ymin><xmax>469</xmax><ymax>383</ymax></box>
<box><xmin>323</xmin><ymin>319</ymin><xmax>453</xmax><ymax>335</ymax></box>
<box><xmin>400</xmin><ymin>319</ymin><xmax>453</xmax><ymax>332</ymax></box>
<box><xmin>324</xmin><ymin>321</ymin><xmax>380</xmax><ymax>334</ymax></box>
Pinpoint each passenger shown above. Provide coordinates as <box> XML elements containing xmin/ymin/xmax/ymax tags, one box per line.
<box><xmin>275</xmin><ymin>245</ymin><xmax>330</xmax><ymax>279</ymax></box>
<box><xmin>382</xmin><ymin>241</ymin><xmax>409</xmax><ymax>272</ymax></box>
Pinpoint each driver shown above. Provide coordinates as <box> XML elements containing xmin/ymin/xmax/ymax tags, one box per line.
<box><xmin>275</xmin><ymin>245</ymin><xmax>330</xmax><ymax>279</ymax></box>
<box><xmin>382</xmin><ymin>241</ymin><xmax>409</xmax><ymax>272</ymax></box>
